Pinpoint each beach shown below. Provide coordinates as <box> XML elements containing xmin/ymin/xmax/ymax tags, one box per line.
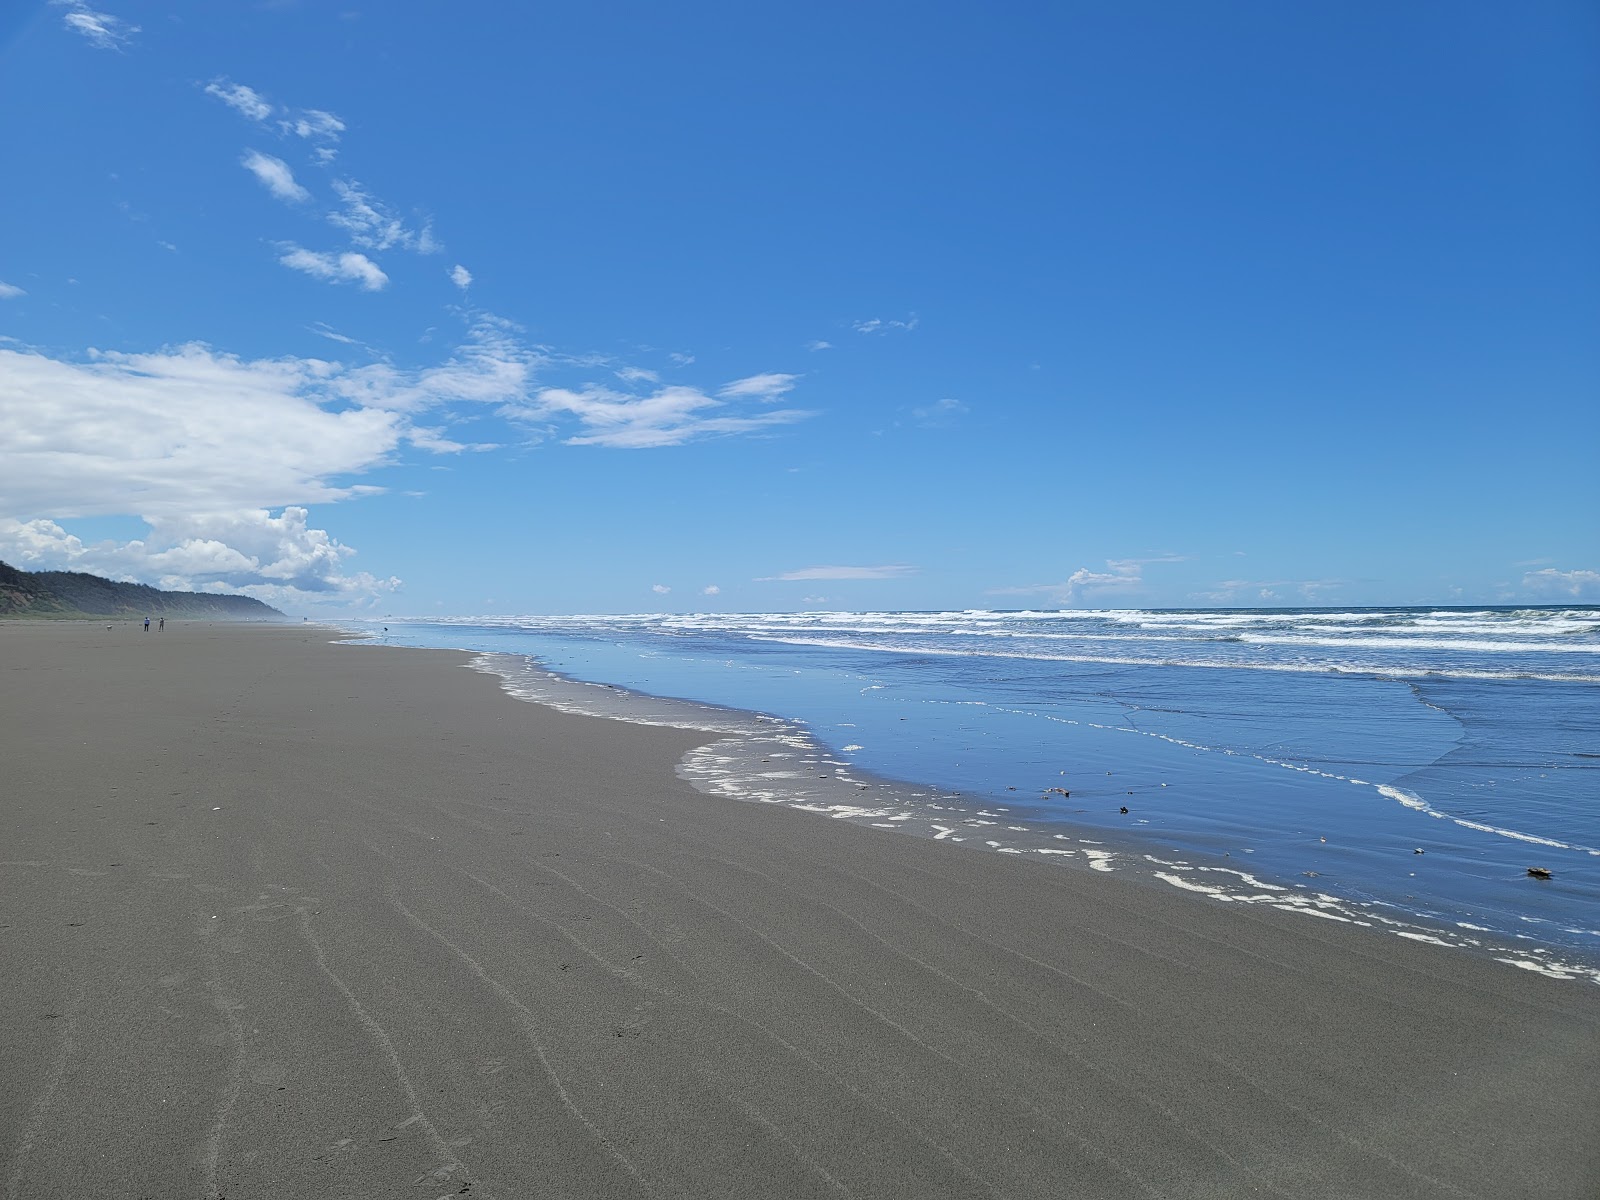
<box><xmin>2</xmin><ymin>622</ymin><xmax>1596</xmax><ymax>1199</ymax></box>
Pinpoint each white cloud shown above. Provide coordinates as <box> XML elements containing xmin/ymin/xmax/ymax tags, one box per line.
<box><xmin>806</xmin><ymin>340</ymin><xmax>833</xmax><ymax>351</ymax></box>
<box><xmin>328</xmin><ymin>179</ymin><xmax>435</xmax><ymax>253</ymax></box>
<box><xmin>2</xmin><ymin>319</ymin><xmax>815</xmax><ymax>611</ymax></box>
<box><xmin>205</xmin><ymin>78</ymin><xmax>273</xmax><ymax>122</ymax></box>
<box><xmin>282</xmin><ymin>109</ymin><xmax>345</xmax><ymax>143</ymax></box>
<box><xmin>652</xmin><ymin>583</ymin><xmax>671</xmax><ymax>594</ymax></box>
<box><xmin>702</xmin><ymin>584</ymin><xmax>720</xmax><ymax>595</ymax></box>
<box><xmin>336</xmin><ymin>316</ymin><xmax>537</xmax><ymax>412</ymax></box>
<box><xmin>450</xmin><ymin>264</ymin><xmax>473</xmax><ymax>289</ymax></box>
<box><xmin>615</xmin><ymin>366</ymin><xmax>659</xmax><ymax>384</ymax></box>
<box><xmin>0</xmin><ymin>281</ymin><xmax>24</xmax><ymax>299</ymax></box>
<box><xmin>990</xmin><ymin>560</ymin><xmax>1143</xmax><ymax>603</ymax></box>
<box><xmin>308</xmin><ymin>322</ymin><xmax>360</xmax><ymax>346</ymax></box>
<box><xmin>719</xmin><ymin>373</ymin><xmax>799</xmax><ymax>402</ymax></box>
<box><xmin>1189</xmin><ymin>577</ymin><xmax>1345</xmax><ymax>605</ymax></box>
<box><xmin>54</xmin><ymin>2</ymin><xmax>138</xmax><ymax>50</ymax></box>
<box><xmin>0</xmin><ymin>343</ymin><xmax>403</xmax><ymax>519</ymax></box>
<box><xmin>0</xmin><ymin>322</ymin><xmax>813</xmax><ymax>601</ymax></box>
<box><xmin>242</xmin><ymin>151</ymin><xmax>310</xmax><ymax>203</ymax></box>
<box><xmin>406</xmin><ymin>426</ymin><xmax>498</xmax><ymax>454</ymax></box>
<box><xmin>278</xmin><ymin>244</ymin><xmax>388</xmax><ymax>290</ymax></box>
<box><xmin>508</xmin><ymin>382</ymin><xmax>814</xmax><ymax>449</ymax></box>
<box><xmin>756</xmin><ymin>565</ymin><xmax>918</xmax><ymax>582</ymax></box>
<box><xmin>1522</xmin><ymin>568</ymin><xmax>1600</xmax><ymax>598</ymax></box>
<box><xmin>0</xmin><ymin>509</ymin><xmax>400</xmax><ymax>607</ymax></box>
<box><xmin>668</xmin><ymin>352</ymin><xmax>695</xmax><ymax>366</ymax></box>
<box><xmin>854</xmin><ymin>315</ymin><xmax>919</xmax><ymax>335</ymax></box>
<box><xmin>911</xmin><ymin>397</ymin><xmax>968</xmax><ymax>425</ymax></box>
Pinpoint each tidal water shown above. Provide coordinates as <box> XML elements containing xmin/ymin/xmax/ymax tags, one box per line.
<box><xmin>342</xmin><ymin>607</ymin><xmax>1600</xmax><ymax>983</ymax></box>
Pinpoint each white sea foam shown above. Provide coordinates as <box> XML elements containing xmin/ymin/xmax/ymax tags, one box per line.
<box><xmin>1377</xmin><ymin>786</ymin><xmax>1597</xmax><ymax>854</ymax></box>
<box><xmin>398</xmin><ymin>606</ymin><xmax>1600</xmax><ymax>683</ymax></box>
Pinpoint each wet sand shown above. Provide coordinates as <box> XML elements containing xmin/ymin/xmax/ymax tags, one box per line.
<box><xmin>2</xmin><ymin>621</ymin><xmax>1596</xmax><ymax>1199</ymax></box>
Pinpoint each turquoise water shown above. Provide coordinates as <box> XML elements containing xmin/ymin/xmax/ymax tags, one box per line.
<box><xmin>343</xmin><ymin>607</ymin><xmax>1600</xmax><ymax>980</ymax></box>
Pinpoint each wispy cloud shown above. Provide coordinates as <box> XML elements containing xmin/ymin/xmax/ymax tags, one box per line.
<box><xmin>718</xmin><ymin>372</ymin><xmax>799</xmax><ymax>402</ymax></box>
<box><xmin>854</xmin><ymin>315</ymin><xmax>919</xmax><ymax>335</ymax></box>
<box><xmin>1522</xmin><ymin>567</ymin><xmax>1600</xmax><ymax>598</ymax></box>
<box><xmin>514</xmin><ymin>383</ymin><xmax>814</xmax><ymax>449</ymax></box>
<box><xmin>241</xmin><ymin>151</ymin><xmax>310</xmax><ymax>203</ymax></box>
<box><xmin>757</xmin><ymin>565</ymin><xmax>918</xmax><ymax>582</ymax></box>
<box><xmin>53</xmin><ymin>1</ymin><xmax>138</xmax><ymax>51</ymax></box>
<box><xmin>281</xmin><ymin>109</ymin><xmax>345</xmax><ymax>144</ymax></box>
<box><xmin>1189</xmin><ymin>577</ymin><xmax>1346</xmax><ymax>604</ymax></box>
<box><xmin>449</xmin><ymin>264</ymin><xmax>473</xmax><ymax>289</ymax></box>
<box><xmin>406</xmin><ymin>426</ymin><xmax>497</xmax><ymax>454</ymax></box>
<box><xmin>910</xmin><ymin>397</ymin><xmax>967</xmax><ymax>426</ymax></box>
<box><xmin>308</xmin><ymin>322</ymin><xmax>360</xmax><ymax>346</ymax></box>
<box><xmin>702</xmin><ymin>584</ymin><xmax>720</xmax><ymax>595</ymax></box>
<box><xmin>806</xmin><ymin>340</ymin><xmax>833</xmax><ymax>351</ymax></box>
<box><xmin>652</xmin><ymin>583</ymin><xmax>671</xmax><ymax>594</ymax></box>
<box><xmin>328</xmin><ymin>179</ymin><xmax>436</xmax><ymax>253</ymax></box>
<box><xmin>278</xmin><ymin>244</ymin><xmax>388</xmax><ymax>290</ymax></box>
<box><xmin>615</xmin><ymin>366</ymin><xmax>658</xmax><ymax>384</ymax></box>
<box><xmin>0</xmin><ymin>281</ymin><xmax>25</xmax><ymax>299</ymax></box>
<box><xmin>205</xmin><ymin>78</ymin><xmax>273</xmax><ymax>122</ymax></box>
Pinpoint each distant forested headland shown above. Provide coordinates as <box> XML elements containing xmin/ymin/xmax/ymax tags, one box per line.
<box><xmin>0</xmin><ymin>561</ymin><xmax>283</xmax><ymax>620</ymax></box>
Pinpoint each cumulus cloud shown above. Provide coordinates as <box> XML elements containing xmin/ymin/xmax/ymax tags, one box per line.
<box><xmin>278</xmin><ymin>244</ymin><xmax>388</xmax><ymax>290</ymax></box>
<box><xmin>1522</xmin><ymin>567</ymin><xmax>1600</xmax><ymax>598</ymax></box>
<box><xmin>702</xmin><ymin>584</ymin><xmax>720</xmax><ymax>595</ymax></box>
<box><xmin>205</xmin><ymin>78</ymin><xmax>273</xmax><ymax>122</ymax></box>
<box><xmin>718</xmin><ymin>373</ymin><xmax>799</xmax><ymax>402</ymax></box>
<box><xmin>0</xmin><ymin>344</ymin><xmax>403</xmax><ymax>519</ymax></box>
<box><xmin>990</xmin><ymin>560</ymin><xmax>1144</xmax><ymax>604</ymax></box>
<box><xmin>54</xmin><ymin>1</ymin><xmax>138</xmax><ymax>50</ymax></box>
<box><xmin>328</xmin><ymin>180</ymin><xmax>436</xmax><ymax>253</ymax></box>
<box><xmin>756</xmin><ymin>565</ymin><xmax>918</xmax><ymax>582</ymax></box>
<box><xmin>652</xmin><ymin>583</ymin><xmax>671</xmax><ymax>594</ymax></box>
<box><xmin>242</xmin><ymin>151</ymin><xmax>310</xmax><ymax>203</ymax></box>
<box><xmin>450</xmin><ymin>264</ymin><xmax>473</xmax><ymax>289</ymax></box>
<box><xmin>0</xmin><ymin>281</ymin><xmax>24</xmax><ymax>299</ymax></box>
<box><xmin>0</xmin><ymin>510</ymin><xmax>399</xmax><ymax>607</ymax></box>
<box><xmin>1</xmin><ymin>321</ymin><xmax>816</xmax><ymax>599</ymax></box>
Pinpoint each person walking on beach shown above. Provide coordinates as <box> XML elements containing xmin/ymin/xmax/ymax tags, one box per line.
<box><xmin>143</xmin><ymin>617</ymin><xmax>149</xmax><ymax>632</ymax></box>
<box><xmin>158</xmin><ymin>617</ymin><xmax>164</xmax><ymax>632</ymax></box>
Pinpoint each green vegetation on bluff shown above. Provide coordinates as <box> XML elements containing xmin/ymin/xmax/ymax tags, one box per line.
<box><xmin>0</xmin><ymin>561</ymin><xmax>283</xmax><ymax>620</ymax></box>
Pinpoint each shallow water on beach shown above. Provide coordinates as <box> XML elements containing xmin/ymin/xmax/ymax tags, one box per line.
<box><xmin>341</xmin><ymin>607</ymin><xmax>1600</xmax><ymax>982</ymax></box>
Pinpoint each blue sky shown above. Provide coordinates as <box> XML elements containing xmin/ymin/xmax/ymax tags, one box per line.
<box><xmin>1</xmin><ymin>1</ymin><xmax>1596</xmax><ymax>614</ymax></box>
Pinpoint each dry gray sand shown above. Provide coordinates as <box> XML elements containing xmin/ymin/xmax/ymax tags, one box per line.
<box><xmin>1</xmin><ymin>621</ymin><xmax>1595</xmax><ymax>1199</ymax></box>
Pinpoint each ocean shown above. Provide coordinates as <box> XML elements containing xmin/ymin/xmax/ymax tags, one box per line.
<box><xmin>340</xmin><ymin>607</ymin><xmax>1600</xmax><ymax>984</ymax></box>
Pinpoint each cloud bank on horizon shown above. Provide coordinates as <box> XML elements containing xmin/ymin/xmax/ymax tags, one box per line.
<box><xmin>3</xmin><ymin>3</ymin><xmax>1595</xmax><ymax>612</ymax></box>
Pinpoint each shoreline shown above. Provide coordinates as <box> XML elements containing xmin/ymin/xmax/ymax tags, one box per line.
<box><xmin>362</xmin><ymin>636</ymin><xmax>1600</xmax><ymax>986</ymax></box>
<box><xmin>3</xmin><ymin>621</ymin><xmax>1596</xmax><ymax>1197</ymax></box>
